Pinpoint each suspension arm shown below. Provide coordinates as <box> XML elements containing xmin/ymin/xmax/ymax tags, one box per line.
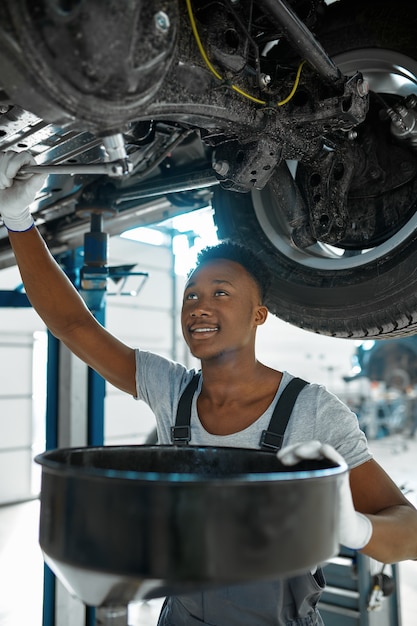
<box><xmin>259</xmin><ymin>0</ymin><xmax>344</xmax><ymax>88</ymax></box>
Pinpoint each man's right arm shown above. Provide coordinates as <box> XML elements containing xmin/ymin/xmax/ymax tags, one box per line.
<box><xmin>8</xmin><ymin>227</ymin><xmax>137</xmax><ymax>395</ymax></box>
<box><xmin>0</xmin><ymin>150</ymin><xmax>136</xmax><ymax>396</ymax></box>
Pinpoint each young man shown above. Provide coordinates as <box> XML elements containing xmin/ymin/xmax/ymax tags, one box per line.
<box><xmin>1</xmin><ymin>150</ymin><xmax>417</xmax><ymax>625</ymax></box>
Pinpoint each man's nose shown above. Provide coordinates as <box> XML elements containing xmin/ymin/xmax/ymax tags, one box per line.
<box><xmin>189</xmin><ymin>299</ymin><xmax>211</xmax><ymax>316</ymax></box>
<box><xmin>190</xmin><ymin>307</ymin><xmax>210</xmax><ymax>317</ymax></box>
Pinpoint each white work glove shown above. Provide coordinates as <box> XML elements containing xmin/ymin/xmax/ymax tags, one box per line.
<box><xmin>278</xmin><ymin>440</ymin><xmax>373</xmax><ymax>550</ymax></box>
<box><xmin>0</xmin><ymin>150</ymin><xmax>46</xmax><ymax>231</ymax></box>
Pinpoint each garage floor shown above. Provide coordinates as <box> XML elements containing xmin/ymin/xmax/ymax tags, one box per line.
<box><xmin>0</xmin><ymin>433</ymin><xmax>416</xmax><ymax>626</ymax></box>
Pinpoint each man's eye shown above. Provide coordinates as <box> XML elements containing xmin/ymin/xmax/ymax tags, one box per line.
<box><xmin>185</xmin><ymin>292</ymin><xmax>198</xmax><ymax>300</ymax></box>
<box><xmin>214</xmin><ymin>290</ymin><xmax>228</xmax><ymax>296</ymax></box>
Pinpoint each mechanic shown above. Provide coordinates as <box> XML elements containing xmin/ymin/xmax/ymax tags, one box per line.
<box><xmin>1</xmin><ymin>150</ymin><xmax>417</xmax><ymax>626</ymax></box>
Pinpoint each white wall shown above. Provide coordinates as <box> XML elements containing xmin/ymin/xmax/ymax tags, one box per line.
<box><xmin>104</xmin><ymin>236</ymin><xmax>184</xmax><ymax>445</ymax></box>
<box><xmin>0</xmin><ymin>263</ymin><xmax>47</xmax><ymax>503</ymax></box>
<box><xmin>256</xmin><ymin>315</ymin><xmax>356</xmax><ymax>397</ymax></box>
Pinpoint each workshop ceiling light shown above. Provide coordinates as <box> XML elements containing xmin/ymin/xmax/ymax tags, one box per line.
<box><xmin>172</xmin><ymin>208</ymin><xmax>218</xmax><ymax>276</ymax></box>
<box><xmin>120</xmin><ymin>226</ymin><xmax>168</xmax><ymax>247</ymax></box>
<box><xmin>120</xmin><ymin>207</ymin><xmax>218</xmax><ymax>275</ymax></box>
<box><xmin>361</xmin><ymin>340</ymin><xmax>376</xmax><ymax>351</ymax></box>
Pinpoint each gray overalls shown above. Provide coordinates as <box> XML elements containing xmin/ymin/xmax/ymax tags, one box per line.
<box><xmin>158</xmin><ymin>376</ymin><xmax>326</xmax><ymax>626</ymax></box>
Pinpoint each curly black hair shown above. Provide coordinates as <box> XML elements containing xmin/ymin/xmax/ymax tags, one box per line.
<box><xmin>193</xmin><ymin>240</ymin><xmax>272</xmax><ymax>304</ymax></box>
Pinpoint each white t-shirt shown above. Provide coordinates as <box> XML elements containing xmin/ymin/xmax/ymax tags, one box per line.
<box><xmin>135</xmin><ymin>349</ymin><xmax>371</xmax><ymax>469</ymax></box>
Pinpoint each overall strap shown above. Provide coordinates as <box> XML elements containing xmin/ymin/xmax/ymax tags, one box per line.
<box><xmin>171</xmin><ymin>373</ymin><xmax>308</xmax><ymax>450</ymax></box>
<box><xmin>171</xmin><ymin>372</ymin><xmax>201</xmax><ymax>445</ymax></box>
<box><xmin>259</xmin><ymin>377</ymin><xmax>308</xmax><ymax>452</ymax></box>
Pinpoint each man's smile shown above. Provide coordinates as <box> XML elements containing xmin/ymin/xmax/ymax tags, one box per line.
<box><xmin>189</xmin><ymin>325</ymin><xmax>219</xmax><ymax>335</ymax></box>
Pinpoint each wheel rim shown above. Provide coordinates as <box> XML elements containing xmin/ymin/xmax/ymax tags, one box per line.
<box><xmin>253</xmin><ymin>48</ymin><xmax>417</xmax><ymax>271</ymax></box>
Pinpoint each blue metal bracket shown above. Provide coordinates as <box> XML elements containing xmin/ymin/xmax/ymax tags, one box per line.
<box><xmin>0</xmin><ymin>289</ymin><xmax>31</xmax><ymax>307</ymax></box>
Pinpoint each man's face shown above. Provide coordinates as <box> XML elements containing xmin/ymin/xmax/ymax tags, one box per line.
<box><xmin>181</xmin><ymin>258</ymin><xmax>267</xmax><ymax>361</ymax></box>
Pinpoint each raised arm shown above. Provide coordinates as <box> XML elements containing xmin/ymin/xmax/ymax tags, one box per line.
<box><xmin>0</xmin><ymin>151</ymin><xmax>136</xmax><ymax>396</ymax></box>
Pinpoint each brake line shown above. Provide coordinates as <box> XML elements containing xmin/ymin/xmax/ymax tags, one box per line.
<box><xmin>185</xmin><ymin>0</ymin><xmax>305</xmax><ymax>107</ymax></box>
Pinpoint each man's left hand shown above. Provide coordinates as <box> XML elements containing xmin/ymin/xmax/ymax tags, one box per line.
<box><xmin>278</xmin><ymin>440</ymin><xmax>373</xmax><ymax>550</ymax></box>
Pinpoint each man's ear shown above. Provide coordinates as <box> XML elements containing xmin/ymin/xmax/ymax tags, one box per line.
<box><xmin>254</xmin><ymin>305</ymin><xmax>268</xmax><ymax>326</ymax></box>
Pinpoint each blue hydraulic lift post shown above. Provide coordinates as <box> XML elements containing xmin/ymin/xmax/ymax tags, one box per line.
<box><xmin>42</xmin><ymin>331</ymin><xmax>59</xmax><ymax>626</ymax></box>
<box><xmin>85</xmin><ymin>306</ymin><xmax>106</xmax><ymax>626</ymax></box>
<box><xmin>0</xmin><ymin>216</ymin><xmax>108</xmax><ymax>626</ymax></box>
<box><xmin>88</xmin><ymin>306</ymin><xmax>106</xmax><ymax>447</ymax></box>
<box><xmin>0</xmin><ymin>288</ymin><xmax>60</xmax><ymax>626</ymax></box>
<box><xmin>82</xmin><ymin>213</ymin><xmax>108</xmax><ymax>626</ymax></box>
<box><xmin>42</xmin><ymin>242</ymin><xmax>107</xmax><ymax>626</ymax></box>
<box><xmin>43</xmin><ymin>328</ymin><xmax>105</xmax><ymax>626</ymax></box>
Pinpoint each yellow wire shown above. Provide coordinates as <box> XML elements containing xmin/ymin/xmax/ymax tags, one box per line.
<box><xmin>231</xmin><ymin>84</ymin><xmax>267</xmax><ymax>105</ymax></box>
<box><xmin>186</xmin><ymin>0</ymin><xmax>223</xmax><ymax>82</ymax></box>
<box><xmin>277</xmin><ymin>60</ymin><xmax>306</xmax><ymax>106</ymax></box>
<box><xmin>185</xmin><ymin>0</ymin><xmax>305</xmax><ymax>108</ymax></box>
